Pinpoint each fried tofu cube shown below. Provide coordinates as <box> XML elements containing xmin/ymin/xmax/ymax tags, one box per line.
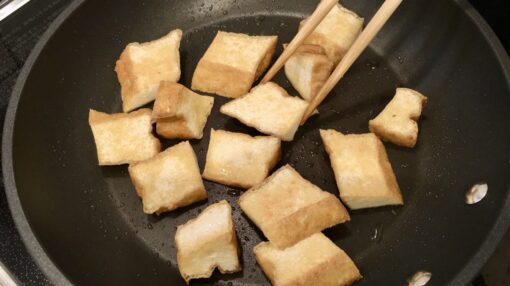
<box><xmin>302</xmin><ymin>3</ymin><xmax>363</xmax><ymax>64</ymax></box>
<box><xmin>88</xmin><ymin>108</ymin><xmax>161</xmax><ymax>165</ymax></box>
<box><xmin>128</xmin><ymin>141</ymin><xmax>206</xmax><ymax>214</ymax></box>
<box><xmin>202</xmin><ymin>129</ymin><xmax>281</xmax><ymax>188</ymax></box>
<box><xmin>152</xmin><ymin>81</ymin><xmax>214</xmax><ymax>139</ymax></box>
<box><xmin>115</xmin><ymin>29</ymin><xmax>182</xmax><ymax>112</ymax></box>
<box><xmin>284</xmin><ymin>44</ymin><xmax>334</xmax><ymax>101</ymax></box>
<box><xmin>239</xmin><ymin>165</ymin><xmax>350</xmax><ymax>248</ymax></box>
<box><xmin>192</xmin><ymin>31</ymin><xmax>278</xmax><ymax>98</ymax></box>
<box><xmin>254</xmin><ymin>233</ymin><xmax>362</xmax><ymax>286</ymax></box>
<box><xmin>320</xmin><ymin>129</ymin><xmax>403</xmax><ymax>209</ymax></box>
<box><xmin>175</xmin><ymin>200</ymin><xmax>241</xmax><ymax>283</ymax></box>
<box><xmin>369</xmin><ymin>88</ymin><xmax>428</xmax><ymax>148</ymax></box>
<box><xmin>220</xmin><ymin>82</ymin><xmax>308</xmax><ymax>141</ymax></box>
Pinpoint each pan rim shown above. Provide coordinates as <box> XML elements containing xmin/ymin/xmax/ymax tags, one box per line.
<box><xmin>2</xmin><ymin>0</ymin><xmax>510</xmax><ymax>285</ymax></box>
<box><xmin>2</xmin><ymin>0</ymin><xmax>85</xmax><ymax>284</ymax></box>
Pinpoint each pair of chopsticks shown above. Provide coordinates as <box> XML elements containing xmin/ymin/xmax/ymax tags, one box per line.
<box><xmin>261</xmin><ymin>0</ymin><xmax>403</xmax><ymax>124</ymax></box>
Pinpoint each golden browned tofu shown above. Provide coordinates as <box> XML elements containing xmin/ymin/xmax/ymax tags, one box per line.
<box><xmin>175</xmin><ymin>200</ymin><xmax>241</xmax><ymax>283</ymax></box>
<box><xmin>202</xmin><ymin>129</ymin><xmax>281</xmax><ymax>188</ymax></box>
<box><xmin>369</xmin><ymin>88</ymin><xmax>428</xmax><ymax>148</ymax></box>
<box><xmin>192</xmin><ymin>31</ymin><xmax>277</xmax><ymax>98</ymax></box>
<box><xmin>254</xmin><ymin>233</ymin><xmax>362</xmax><ymax>286</ymax></box>
<box><xmin>284</xmin><ymin>44</ymin><xmax>334</xmax><ymax>101</ymax></box>
<box><xmin>220</xmin><ymin>82</ymin><xmax>308</xmax><ymax>141</ymax></box>
<box><xmin>115</xmin><ymin>29</ymin><xmax>182</xmax><ymax>112</ymax></box>
<box><xmin>301</xmin><ymin>3</ymin><xmax>363</xmax><ymax>64</ymax></box>
<box><xmin>128</xmin><ymin>141</ymin><xmax>206</xmax><ymax>214</ymax></box>
<box><xmin>320</xmin><ymin>129</ymin><xmax>403</xmax><ymax>209</ymax></box>
<box><xmin>239</xmin><ymin>165</ymin><xmax>350</xmax><ymax>248</ymax></box>
<box><xmin>152</xmin><ymin>81</ymin><xmax>214</xmax><ymax>139</ymax></box>
<box><xmin>88</xmin><ymin>109</ymin><xmax>160</xmax><ymax>165</ymax></box>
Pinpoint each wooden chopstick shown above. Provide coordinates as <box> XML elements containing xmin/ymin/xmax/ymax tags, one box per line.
<box><xmin>301</xmin><ymin>0</ymin><xmax>403</xmax><ymax>124</ymax></box>
<box><xmin>260</xmin><ymin>0</ymin><xmax>337</xmax><ymax>84</ymax></box>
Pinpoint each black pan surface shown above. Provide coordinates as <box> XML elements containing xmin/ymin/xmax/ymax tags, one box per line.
<box><xmin>3</xmin><ymin>0</ymin><xmax>510</xmax><ymax>285</ymax></box>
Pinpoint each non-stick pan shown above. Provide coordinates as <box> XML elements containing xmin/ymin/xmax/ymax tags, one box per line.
<box><xmin>3</xmin><ymin>0</ymin><xmax>510</xmax><ymax>285</ymax></box>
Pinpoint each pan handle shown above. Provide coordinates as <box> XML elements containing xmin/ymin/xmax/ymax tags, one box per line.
<box><xmin>0</xmin><ymin>0</ymin><xmax>30</xmax><ymax>21</ymax></box>
<box><xmin>0</xmin><ymin>261</ymin><xmax>18</xmax><ymax>286</ymax></box>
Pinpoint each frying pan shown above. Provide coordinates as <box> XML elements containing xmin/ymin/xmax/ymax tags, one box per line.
<box><xmin>3</xmin><ymin>0</ymin><xmax>510</xmax><ymax>285</ymax></box>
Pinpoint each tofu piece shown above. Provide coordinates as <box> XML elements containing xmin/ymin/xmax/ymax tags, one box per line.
<box><xmin>254</xmin><ymin>233</ymin><xmax>362</xmax><ymax>286</ymax></box>
<box><xmin>301</xmin><ymin>3</ymin><xmax>363</xmax><ymax>64</ymax></box>
<box><xmin>128</xmin><ymin>141</ymin><xmax>206</xmax><ymax>214</ymax></box>
<box><xmin>175</xmin><ymin>200</ymin><xmax>241</xmax><ymax>283</ymax></box>
<box><xmin>239</xmin><ymin>165</ymin><xmax>350</xmax><ymax>248</ymax></box>
<box><xmin>115</xmin><ymin>29</ymin><xmax>182</xmax><ymax>112</ymax></box>
<box><xmin>192</xmin><ymin>31</ymin><xmax>278</xmax><ymax>98</ymax></box>
<box><xmin>152</xmin><ymin>81</ymin><xmax>214</xmax><ymax>139</ymax></box>
<box><xmin>202</xmin><ymin>129</ymin><xmax>281</xmax><ymax>188</ymax></box>
<box><xmin>88</xmin><ymin>108</ymin><xmax>161</xmax><ymax>165</ymax></box>
<box><xmin>284</xmin><ymin>44</ymin><xmax>334</xmax><ymax>101</ymax></box>
<box><xmin>220</xmin><ymin>82</ymin><xmax>308</xmax><ymax>141</ymax></box>
<box><xmin>369</xmin><ymin>88</ymin><xmax>428</xmax><ymax>148</ymax></box>
<box><xmin>320</xmin><ymin>129</ymin><xmax>403</xmax><ymax>209</ymax></box>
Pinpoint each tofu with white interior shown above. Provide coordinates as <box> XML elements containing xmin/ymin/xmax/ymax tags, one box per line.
<box><xmin>175</xmin><ymin>200</ymin><xmax>241</xmax><ymax>283</ymax></box>
<box><xmin>192</xmin><ymin>31</ymin><xmax>277</xmax><ymax>98</ymax></box>
<box><xmin>115</xmin><ymin>29</ymin><xmax>182</xmax><ymax>112</ymax></box>
<box><xmin>239</xmin><ymin>165</ymin><xmax>350</xmax><ymax>248</ymax></box>
<box><xmin>202</xmin><ymin>129</ymin><xmax>281</xmax><ymax>188</ymax></box>
<box><xmin>301</xmin><ymin>2</ymin><xmax>363</xmax><ymax>64</ymax></box>
<box><xmin>320</xmin><ymin>129</ymin><xmax>403</xmax><ymax>209</ymax></box>
<box><xmin>88</xmin><ymin>108</ymin><xmax>160</xmax><ymax>165</ymax></box>
<box><xmin>369</xmin><ymin>88</ymin><xmax>428</xmax><ymax>148</ymax></box>
<box><xmin>128</xmin><ymin>141</ymin><xmax>206</xmax><ymax>214</ymax></box>
<box><xmin>254</xmin><ymin>233</ymin><xmax>362</xmax><ymax>286</ymax></box>
<box><xmin>220</xmin><ymin>82</ymin><xmax>308</xmax><ymax>141</ymax></box>
<box><xmin>284</xmin><ymin>44</ymin><xmax>334</xmax><ymax>101</ymax></box>
<box><xmin>152</xmin><ymin>81</ymin><xmax>214</xmax><ymax>139</ymax></box>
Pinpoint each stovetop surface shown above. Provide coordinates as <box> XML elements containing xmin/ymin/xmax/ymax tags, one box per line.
<box><xmin>0</xmin><ymin>0</ymin><xmax>508</xmax><ymax>285</ymax></box>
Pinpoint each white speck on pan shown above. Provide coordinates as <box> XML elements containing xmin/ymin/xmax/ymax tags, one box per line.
<box><xmin>465</xmin><ymin>183</ymin><xmax>488</xmax><ymax>205</ymax></box>
<box><xmin>408</xmin><ymin>271</ymin><xmax>432</xmax><ymax>286</ymax></box>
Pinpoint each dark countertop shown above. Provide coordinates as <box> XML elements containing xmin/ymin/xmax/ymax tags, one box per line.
<box><xmin>0</xmin><ymin>0</ymin><xmax>509</xmax><ymax>285</ymax></box>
